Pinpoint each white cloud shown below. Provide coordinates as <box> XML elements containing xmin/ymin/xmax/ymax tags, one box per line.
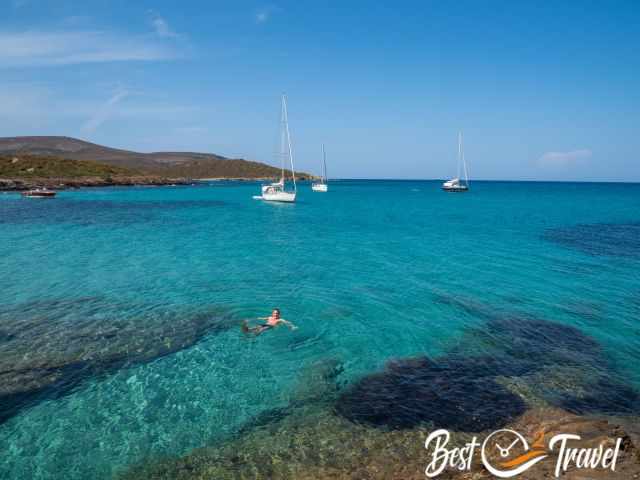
<box><xmin>81</xmin><ymin>88</ymin><xmax>130</xmax><ymax>133</ymax></box>
<box><xmin>538</xmin><ymin>149</ymin><xmax>592</xmax><ymax>167</ymax></box>
<box><xmin>0</xmin><ymin>30</ymin><xmax>179</xmax><ymax>67</ymax></box>
<box><xmin>149</xmin><ymin>11</ymin><xmax>178</xmax><ymax>38</ymax></box>
<box><xmin>0</xmin><ymin>81</ymin><xmax>200</xmax><ymax>138</ymax></box>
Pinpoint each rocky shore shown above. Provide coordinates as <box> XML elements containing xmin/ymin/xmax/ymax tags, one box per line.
<box><xmin>0</xmin><ymin>175</ymin><xmax>193</xmax><ymax>191</ymax></box>
<box><xmin>0</xmin><ymin>175</ymin><xmax>316</xmax><ymax>191</ymax></box>
<box><xmin>120</xmin><ymin>362</ymin><xmax>640</xmax><ymax>480</ymax></box>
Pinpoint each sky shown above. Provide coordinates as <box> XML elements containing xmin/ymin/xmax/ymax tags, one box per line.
<box><xmin>1</xmin><ymin>1</ymin><xmax>639</xmax><ymax>181</ymax></box>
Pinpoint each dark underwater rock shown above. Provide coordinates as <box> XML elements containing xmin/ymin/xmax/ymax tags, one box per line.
<box><xmin>336</xmin><ymin>293</ymin><xmax>639</xmax><ymax>432</ymax></box>
<box><xmin>335</xmin><ymin>355</ymin><xmax>527</xmax><ymax>431</ymax></box>
<box><xmin>0</xmin><ymin>297</ymin><xmax>235</xmax><ymax>423</ymax></box>
<box><xmin>120</xmin><ymin>405</ymin><xmax>640</xmax><ymax>480</ymax></box>
<box><xmin>237</xmin><ymin>358</ymin><xmax>345</xmax><ymax>436</ymax></box>
<box><xmin>543</xmin><ymin>222</ymin><xmax>640</xmax><ymax>258</ymax></box>
<box><xmin>475</xmin><ymin>314</ymin><xmax>639</xmax><ymax>416</ymax></box>
<box><xmin>484</xmin><ymin>316</ymin><xmax>606</xmax><ymax>369</ymax></box>
<box><xmin>558</xmin><ymin>376</ymin><xmax>640</xmax><ymax>415</ymax></box>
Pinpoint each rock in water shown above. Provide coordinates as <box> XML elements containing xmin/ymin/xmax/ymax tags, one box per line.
<box><xmin>543</xmin><ymin>222</ymin><xmax>640</xmax><ymax>258</ymax></box>
<box><xmin>0</xmin><ymin>297</ymin><xmax>236</xmax><ymax>423</ymax></box>
<box><xmin>335</xmin><ymin>355</ymin><xmax>526</xmax><ymax>431</ymax></box>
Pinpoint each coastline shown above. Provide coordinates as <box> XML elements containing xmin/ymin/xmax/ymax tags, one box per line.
<box><xmin>0</xmin><ymin>176</ymin><xmax>192</xmax><ymax>191</ymax></box>
<box><xmin>0</xmin><ymin>175</ymin><xmax>317</xmax><ymax>191</ymax></box>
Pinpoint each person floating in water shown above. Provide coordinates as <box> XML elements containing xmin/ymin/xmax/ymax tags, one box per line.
<box><xmin>242</xmin><ymin>308</ymin><xmax>297</xmax><ymax>335</ymax></box>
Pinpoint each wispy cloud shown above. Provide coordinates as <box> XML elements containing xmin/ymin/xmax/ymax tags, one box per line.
<box><xmin>148</xmin><ymin>11</ymin><xmax>178</xmax><ymax>38</ymax></box>
<box><xmin>0</xmin><ymin>30</ymin><xmax>179</xmax><ymax>67</ymax></box>
<box><xmin>255</xmin><ymin>6</ymin><xmax>276</xmax><ymax>24</ymax></box>
<box><xmin>81</xmin><ymin>88</ymin><xmax>130</xmax><ymax>133</ymax></box>
<box><xmin>538</xmin><ymin>149</ymin><xmax>592</xmax><ymax>167</ymax></box>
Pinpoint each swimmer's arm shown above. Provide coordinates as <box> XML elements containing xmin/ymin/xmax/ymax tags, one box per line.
<box><xmin>278</xmin><ymin>319</ymin><xmax>298</xmax><ymax>330</ymax></box>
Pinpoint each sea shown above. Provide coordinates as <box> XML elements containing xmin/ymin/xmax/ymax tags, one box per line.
<box><xmin>0</xmin><ymin>180</ymin><xmax>639</xmax><ymax>479</ymax></box>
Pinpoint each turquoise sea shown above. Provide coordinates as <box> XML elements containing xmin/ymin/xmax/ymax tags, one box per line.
<box><xmin>1</xmin><ymin>180</ymin><xmax>639</xmax><ymax>479</ymax></box>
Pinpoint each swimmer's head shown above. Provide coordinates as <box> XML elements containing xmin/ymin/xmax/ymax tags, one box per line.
<box><xmin>272</xmin><ymin>308</ymin><xmax>280</xmax><ymax>318</ymax></box>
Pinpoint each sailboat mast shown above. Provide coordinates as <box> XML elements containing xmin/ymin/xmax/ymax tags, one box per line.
<box><xmin>282</xmin><ymin>94</ymin><xmax>296</xmax><ymax>192</ymax></box>
<box><xmin>462</xmin><ymin>135</ymin><xmax>469</xmax><ymax>186</ymax></box>
<box><xmin>279</xmin><ymin>95</ymin><xmax>287</xmax><ymax>183</ymax></box>
<box><xmin>322</xmin><ymin>144</ymin><xmax>326</xmax><ymax>183</ymax></box>
<box><xmin>457</xmin><ymin>131</ymin><xmax>462</xmax><ymax>180</ymax></box>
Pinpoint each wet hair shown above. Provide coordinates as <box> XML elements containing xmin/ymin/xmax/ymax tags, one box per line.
<box><xmin>273</xmin><ymin>308</ymin><xmax>280</xmax><ymax>315</ymax></box>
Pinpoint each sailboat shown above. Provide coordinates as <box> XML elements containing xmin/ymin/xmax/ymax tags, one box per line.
<box><xmin>442</xmin><ymin>131</ymin><xmax>469</xmax><ymax>192</ymax></box>
<box><xmin>254</xmin><ymin>94</ymin><xmax>297</xmax><ymax>203</ymax></box>
<box><xmin>311</xmin><ymin>144</ymin><xmax>328</xmax><ymax>192</ymax></box>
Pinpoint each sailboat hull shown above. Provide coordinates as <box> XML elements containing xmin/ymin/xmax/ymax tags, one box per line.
<box><xmin>260</xmin><ymin>191</ymin><xmax>297</xmax><ymax>202</ymax></box>
<box><xmin>442</xmin><ymin>185</ymin><xmax>469</xmax><ymax>192</ymax></box>
<box><xmin>311</xmin><ymin>183</ymin><xmax>328</xmax><ymax>192</ymax></box>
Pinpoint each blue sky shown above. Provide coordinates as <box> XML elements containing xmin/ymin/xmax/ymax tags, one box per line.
<box><xmin>1</xmin><ymin>1</ymin><xmax>639</xmax><ymax>181</ymax></box>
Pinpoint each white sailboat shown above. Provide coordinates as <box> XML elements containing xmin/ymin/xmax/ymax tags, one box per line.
<box><xmin>254</xmin><ymin>94</ymin><xmax>297</xmax><ymax>203</ymax></box>
<box><xmin>311</xmin><ymin>144</ymin><xmax>328</xmax><ymax>192</ymax></box>
<box><xmin>442</xmin><ymin>131</ymin><xmax>469</xmax><ymax>192</ymax></box>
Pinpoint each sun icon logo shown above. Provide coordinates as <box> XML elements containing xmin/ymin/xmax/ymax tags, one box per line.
<box><xmin>481</xmin><ymin>429</ymin><xmax>548</xmax><ymax>478</ymax></box>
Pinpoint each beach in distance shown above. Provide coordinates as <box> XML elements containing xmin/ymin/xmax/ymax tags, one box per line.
<box><xmin>1</xmin><ymin>180</ymin><xmax>640</xmax><ymax>479</ymax></box>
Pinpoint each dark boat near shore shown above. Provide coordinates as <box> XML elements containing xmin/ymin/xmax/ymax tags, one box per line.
<box><xmin>21</xmin><ymin>188</ymin><xmax>56</xmax><ymax>198</ymax></box>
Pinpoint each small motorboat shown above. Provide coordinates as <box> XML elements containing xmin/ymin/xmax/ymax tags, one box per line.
<box><xmin>22</xmin><ymin>187</ymin><xmax>56</xmax><ymax>198</ymax></box>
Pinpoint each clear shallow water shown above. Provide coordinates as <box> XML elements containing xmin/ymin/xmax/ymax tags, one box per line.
<box><xmin>0</xmin><ymin>180</ymin><xmax>639</xmax><ymax>479</ymax></box>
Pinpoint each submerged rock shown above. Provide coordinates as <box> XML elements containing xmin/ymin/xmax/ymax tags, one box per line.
<box><xmin>433</xmin><ymin>292</ymin><xmax>639</xmax><ymax>416</ymax></box>
<box><xmin>237</xmin><ymin>358</ymin><xmax>345</xmax><ymax>436</ymax></box>
<box><xmin>558</xmin><ymin>376</ymin><xmax>640</xmax><ymax>415</ymax></box>
<box><xmin>118</xmin><ymin>295</ymin><xmax>640</xmax><ymax>479</ymax></box>
<box><xmin>121</xmin><ymin>404</ymin><xmax>433</xmax><ymax>480</ymax></box>
<box><xmin>335</xmin><ymin>355</ymin><xmax>527</xmax><ymax>431</ymax></box>
<box><xmin>0</xmin><ymin>297</ymin><xmax>235</xmax><ymax>423</ymax></box>
<box><xmin>543</xmin><ymin>222</ymin><xmax>640</xmax><ymax>258</ymax></box>
<box><xmin>120</xmin><ymin>404</ymin><xmax>640</xmax><ymax>480</ymax></box>
<box><xmin>484</xmin><ymin>316</ymin><xmax>606</xmax><ymax>369</ymax></box>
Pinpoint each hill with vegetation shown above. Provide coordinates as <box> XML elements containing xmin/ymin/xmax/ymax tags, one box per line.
<box><xmin>0</xmin><ymin>154</ymin><xmax>136</xmax><ymax>178</ymax></box>
<box><xmin>0</xmin><ymin>136</ymin><xmax>310</xmax><ymax>179</ymax></box>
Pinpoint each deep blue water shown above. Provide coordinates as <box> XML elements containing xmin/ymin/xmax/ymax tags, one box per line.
<box><xmin>0</xmin><ymin>180</ymin><xmax>639</xmax><ymax>479</ymax></box>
